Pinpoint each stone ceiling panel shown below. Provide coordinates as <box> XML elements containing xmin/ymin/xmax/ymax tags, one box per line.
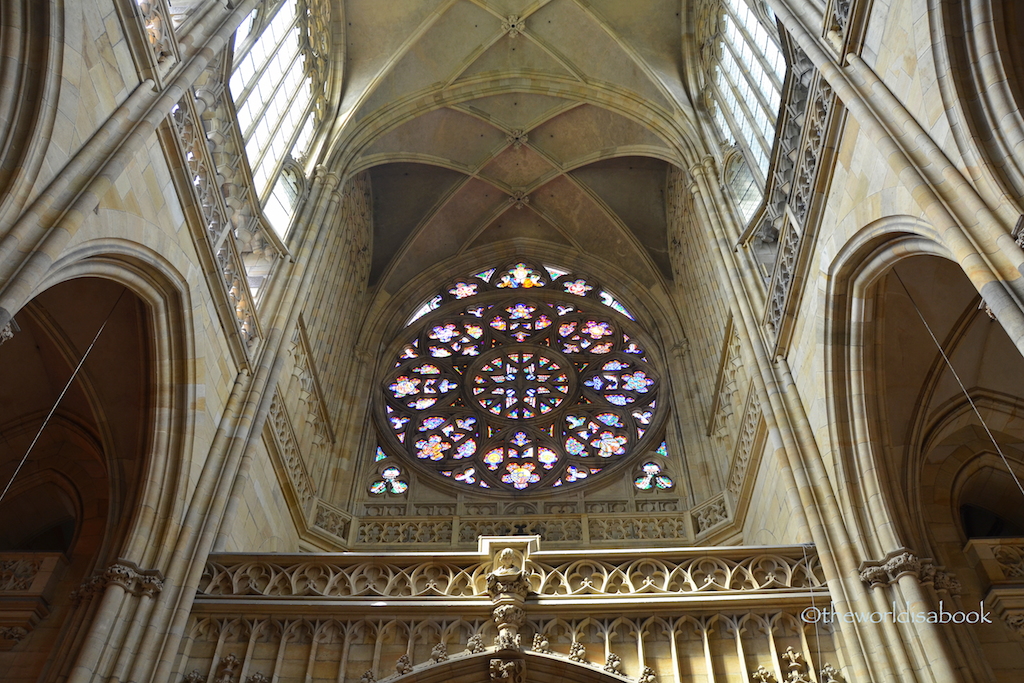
<box><xmin>454</xmin><ymin>32</ymin><xmax>579</xmax><ymax>82</ymax></box>
<box><xmin>476</xmin><ymin>143</ymin><xmax>557</xmax><ymax>189</ymax></box>
<box><xmin>382</xmin><ymin>177</ymin><xmax>510</xmax><ymax>293</ymax></box>
<box><xmin>455</xmin><ymin>93</ymin><xmax>575</xmax><ymax>130</ymax></box>
<box><xmin>341</xmin><ymin>0</ymin><xmax>447</xmax><ymax>109</ymax></box>
<box><xmin>368</xmin><ymin>163</ymin><xmax>468</xmax><ymax>284</ymax></box>
<box><xmin>360</xmin><ymin>107</ymin><xmax>508</xmax><ymax>170</ymax></box>
<box><xmin>355</xmin><ymin>1</ymin><xmax>499</xmax><ymax>120</ymax></box>
<box><xmin>570</xmin><ymin>157</ymin><xmax>671</xmax><ymax>278</ymax></box>
<box><xmin>529</xmin><ymin>175</ymin><xmax>657</xmax><ymax>286</ymax></box>
<box><xmin>526</xmin><ymin>1</ymin><xmax>674</xmax><ymax>110</ymax></box>
<box><xmin>528</xmin><ymin>104</ymin><xmax>670</xmax><ymax>164</ymax></box>
<box><xmin>468</xmin><ymin>204</ymin><xmax>573</xmax><ymax>249</ymax></box>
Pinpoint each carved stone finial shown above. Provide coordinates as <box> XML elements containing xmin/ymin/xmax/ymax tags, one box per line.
<box><xmin>637</xmin><ymin>667</ymin><xmax>657</xmax><ymax>683</ymax></box>
<box><xmin>604</xmin><ymin>653</ymin><xmax>624</xmax><ymax>675</ymax></box>
<box><xmin>569</xmin><ymin>641</ymin><xmax>587</xmax><ymax>662</ymax></box>
<box><xmin>531</xmin><ymin>633</ymin><xmax>551</xmax><ymax>654</ymax></box>
<box><xmin>359</xmin><ymin>671</ymin><xmax>376</xmax><ymax>683</ymax></box>
<box><xmin>819</xmin><ymin>663</ymin><xmax>844</xmax><ymax>683</ymax></box>
<box><xmin>502</xmin><ymin>15</ymin><xmax>525</xmax><ymax>38</ymax></box>
<box><xmin>215</xmin><ymin>654</ymin><xmax>240</xmax><ymax>683</ymax></box>
<box><xmin>396</xmin><ymin>654</ymin><xmax>413</xmax><ymax>675</ymax></box>
<box><xmin>781</xmin><ymin>647</ymin><xmax>803</xmax><ymax>671</ymax></box>
<box><xmin>246</xmin><ymin>674</ymin><xmax>270</xmax><ymax>683</ymax></box>
<box><xmin>751</xmin><ymin>666</ymin><xmax>777</xmax><ymax>683</ymax></box>
<box><xmin>466</xmin><ymin>633</ymin><xmax>487</xmax><ymax>654</ymax></box>
<box><xmin>428</xmin><ymin>642</ymin><xmax>448</xmax><ymax>663</ymax></box>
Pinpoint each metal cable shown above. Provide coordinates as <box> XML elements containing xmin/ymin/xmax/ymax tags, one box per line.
<box><xmin>0</xmin><ymin>290</ymin><xmax>126</xmax><ymax>504</ymax></box>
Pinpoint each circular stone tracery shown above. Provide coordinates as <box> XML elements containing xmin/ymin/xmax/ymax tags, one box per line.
<box><xmin>470</xmin><ymin>347</ymin><xmax>572</xmax><ymax>420</ymax></box>
<box><xmin>379</xmin><ymin>265</ymin><xmax>664</xmax><ymax>494</ymax></box>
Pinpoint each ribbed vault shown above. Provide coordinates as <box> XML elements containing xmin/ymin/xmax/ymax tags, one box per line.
<box><xmin>320</xmin><ymin>0</ymin><xmax>704</xmax><ymax>294</ymax></box>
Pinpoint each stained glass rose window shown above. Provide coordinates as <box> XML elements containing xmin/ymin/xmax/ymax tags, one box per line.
<box><xmin>378</xmin><ymin>262</ymin><xmax>664</xmax><ymax>493</ymax></box>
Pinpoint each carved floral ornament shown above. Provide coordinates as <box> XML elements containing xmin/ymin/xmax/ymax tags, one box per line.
<box><xmin>378</xmin><ymin>261</ymin><xmax>666</xmax><ymax>495</ymax></box>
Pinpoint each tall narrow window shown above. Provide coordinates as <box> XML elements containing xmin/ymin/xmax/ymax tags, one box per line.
<box><xmin>230</xmin><ymin>0</ymin><xmax>327</xmax><ymax>236</ymax></box>
<box><xmin>698</xmin><ymin>0</ymin><xmax>786</xmax><ymax>220</ymax></box>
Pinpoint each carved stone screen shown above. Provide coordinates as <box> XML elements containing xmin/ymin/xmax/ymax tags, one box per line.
<box><xmin>378</xmin><ymin>262</ymin><xmax>665</xmax><ymax>494</ymax></box>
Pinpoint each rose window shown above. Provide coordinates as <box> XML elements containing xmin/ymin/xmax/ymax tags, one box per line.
<box><xmin>378</xmin><ymin>262</ymin><xmax>665</xmax><ymax>494</ymax></box>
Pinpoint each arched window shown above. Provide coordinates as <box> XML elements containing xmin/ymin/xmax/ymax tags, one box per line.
<box><xmin>698</xmin><ymin>0</ymin><xmax>786</xmax><ymax>218</ymax></box>
<box><xmin>229</xmin><ymin>0</ymin><xmax>329</xmax><ymax>236</ymax></box>
<box><xmin>376</xmin><ymin>262</ymin><xmax>668</xmax><ymax>495</ymax></box>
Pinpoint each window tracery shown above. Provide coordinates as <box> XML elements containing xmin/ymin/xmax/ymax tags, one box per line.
<box><xmin>378</xmin><ymin>262</ymin><xmax>666</xmax><ymax>495</ymax></box>
<box><xmin>229</xmin><ymin>0</ymin><xmax>329</xmax><ymax>236</ymax></box>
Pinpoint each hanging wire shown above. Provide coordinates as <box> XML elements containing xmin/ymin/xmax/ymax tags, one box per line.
<box><xmin>0</xmin><ymin>290</ymin><xmax>126</xmax><ymax>504</ymax></box>
<box><xmin>801</xmin><ymin>542</ymin><xmax>823</xmax><ymax>676</ymax></box>
<box><xmin>892</xmin><ymin>269</ymin><xmax>1024</xmax><ymax>499</ymax></box>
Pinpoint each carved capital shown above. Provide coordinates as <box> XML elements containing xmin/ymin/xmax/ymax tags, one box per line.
<box><xmin>858</xmin><ymin>565</ymin><xmax>888</xmax><ymax>586</ymax></box>
<box><xmin>883</xmin><ymin>551</ymin><xmax>922</xmax><ymax>580</ymax></box>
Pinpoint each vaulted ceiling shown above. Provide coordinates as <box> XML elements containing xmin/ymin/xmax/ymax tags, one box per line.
<box><xmin>321</xmin><ymin>0</ymin><xmax>704</xmax><ymax>294</ymax></box>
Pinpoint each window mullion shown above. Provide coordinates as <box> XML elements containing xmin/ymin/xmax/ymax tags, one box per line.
<box><xmin>722</xmin><ymin>39</ymin><xmax>777</xmax><ymax>128</ymax></box>
<box><xmin>240</xmin><ymin>38</ymin><xmax>303</xmax><ymax>142</ymax></box>
<box><xmin>723</xmin><ymin>3</ymin><xmax>784</xmax><ymax>92</ymax></box>
<box><xmin>719</xmin><ymin>58</ymin><xmax>772</xmax><ymax>161</ymax></box>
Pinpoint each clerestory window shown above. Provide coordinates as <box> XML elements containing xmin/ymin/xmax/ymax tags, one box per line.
<box><xmin>375</xmin><ymin>262</ymin><xmax>669</xmax><ymax>495</ymax></box>
<box><xmin>699</xmin><ymin>0</ymin><xmax>786</xmax><ymax>221</ymax></box>
<box><xmin>229</xmin><ymin>0</ymin><xmax>328</xmax><ymax>236</ymax></box>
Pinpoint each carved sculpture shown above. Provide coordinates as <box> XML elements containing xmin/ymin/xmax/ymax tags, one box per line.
<box><xmin>489</xmin><ymin>658</ymin><xmax>525</xmax><ymax>683</ymax></box>
<box><xmin>819</xmin><ymin>664</ymin><xmax>844</xmax><ymax>683</ymax></box>
<box><xmin>215</xmin><ymin>654</ymin><xmax>240</xmax><ymax>683</ymax></box>
<box><xmin>751</xmin><ymin>666</ymin><xmax>777</xmax><ymax>683</ymax></box>
<box><xmin>466</xmin><ymin>633</ymin><xmax>486</xmax><ymax>654</ymax></box>
<box><xmin>638</xmin><ymin>666</ymin><xmax>657</xmax><ymax>683</ymax></box>
<box><xmin>532</xmin><ymin>633</ymin><xmax>551</xmax><ymax>654</ymax></box>
<box><xmin>428</xmin><ymin>642</ymin><xmax>448</xmax><ymax>663</ymax></box>
<box><xmin>569</xmin><ymin>641</ymin><xmax>587</xmax><ymax>662</ymax></box>
<box><xmin>604</xmin><ymin>652</ymin><xmax>623</xmax><ymax>674</ymax></box>
<box><xmin>396</xmin><ymin>654</ymin><xmax>412</xmax><ymax>675</ymax></box>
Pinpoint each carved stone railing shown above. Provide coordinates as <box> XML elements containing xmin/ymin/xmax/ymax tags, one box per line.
<box><xmin>266</xmin><ymin>390</ymin><xmax>315</xmax><ymax>514</ymax></box>
<box><xmin>0</xmin><ymin>552</ymin><xmax>67</xmax><ymax>648</ymax></box>
<box><xmin>199</xmin><ymin>546</ymin><xmax>823</xmax><ymax>601</ymax></box>
<box><xmin>184</xmin><ymin>543</ymin><xmax>836</xmax><ymax>683</ymax></box>
<box><xmin>168</xmin><ymin>92</ymin><xmax>267</xmax><ymax>357</ymax></box>
<box><xmin>762</xmin><ymin>69</ymin><xmax>838</xmax><ymax>348</ymax></box>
